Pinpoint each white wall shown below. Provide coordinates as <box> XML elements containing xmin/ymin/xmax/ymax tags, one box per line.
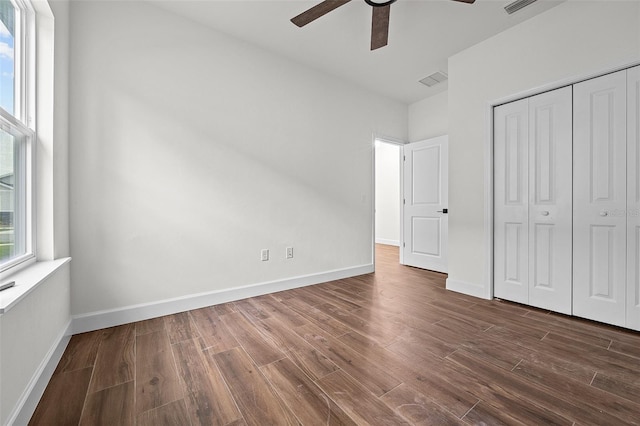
<box><xmin>36</xmin><ymin>0</ymin><xmax>70</xmax><ymax>261</ymax></box>
<box><xmin>408</xmin><ymin>90</ymin><xmax>448</xmax><ymax>142</ymax></box>
<box><xmin>68</xmin><ymin>1</ymin><xmax>407</xmax><ymax>317</ymax></box>
<box><xmin>52</xmin><ymin>0</ymin><xmax>70</xmax><ymax>260</ymax></box>
<box><xmin>447</xmin><ymin>0</ymin><xmax>640</xmax><ymax>298</ymax></box>
<box><xmin>0</xmin><ymin>264</ymin><xmax>71</xmax><ymax>425</ymax></box>
<box><xmin>375</xmin><ymin>141</ymin><xmax>400</xmax><ymax>246</ymax></box>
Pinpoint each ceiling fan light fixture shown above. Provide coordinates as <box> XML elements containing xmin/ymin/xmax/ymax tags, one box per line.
<box><xmin>504</xmin><ymin>0</ymin><xmax>538</xmax><ymax>15</ymax></box>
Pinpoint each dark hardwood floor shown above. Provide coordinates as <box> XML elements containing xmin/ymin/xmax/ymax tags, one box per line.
<box><xmin>30</xmin><ymin>245</ymin><xmax>640</xmax><ymax>425</ymax></box>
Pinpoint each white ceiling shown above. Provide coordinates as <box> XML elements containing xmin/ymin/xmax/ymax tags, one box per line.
<box><xmin>149</xmin><ymin>0</ymin><xmax>565</xmax><ymax>104</ymax></box>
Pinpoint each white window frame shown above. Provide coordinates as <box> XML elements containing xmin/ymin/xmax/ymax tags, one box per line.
<box><xmin>0</xmin><ymin>0</ymin><xmax>35</xmax><ymax>274</ymax></box>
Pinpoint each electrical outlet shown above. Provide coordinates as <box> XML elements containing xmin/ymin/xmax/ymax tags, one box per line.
<box><xmin>261</xmin><ymin>249</ymin><xmax>269</xmax><ymax>261</ymax></box>
<box><xmin>286</xmin><ymin>247</ymin><xmax>293</xmax><ymax>259</ymax></box>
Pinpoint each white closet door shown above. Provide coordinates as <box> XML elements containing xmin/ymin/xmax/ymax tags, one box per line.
<box><xmin>573</xmin><ymin>70</ymin><xmax>627</xmax><ymax>327</ymax></box>
<box><xmin>494</xmin><ymin>98</ymin><xmax>529</xmax><ymax>304</ymax></box>
<box><xmin>528</xmin><ymin>87</ymin><xmax>573</xmax><ymax>314</ymax></box>
<box><xmin>628</xmin><ymin>65</ymin><xmax>640</xmax><ymax>331</ymax></box>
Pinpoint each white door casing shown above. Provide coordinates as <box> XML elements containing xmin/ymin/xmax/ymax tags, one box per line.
<box><xmin>627</xmin><ymin>65</ymin><xmax>640</xmax><ymax>330</ymax></box>
<box><xmin>527</xmin><ymin>87</ymin><xmax>573</xmax><ymax>314</ymax></box>
<box><xmin>573</xmin><ymin>70</ymin><xmax>627</xmax><ymax>327</ymax></box>
<box><xmin>401</xmin><ymin>136</ymin><xmax>448</xmax><ymax>273</ymax></box>
<box><xmin>494</xmin><ymin>98</ymin><xmax>529</xmax><ymax>304</ymax></box>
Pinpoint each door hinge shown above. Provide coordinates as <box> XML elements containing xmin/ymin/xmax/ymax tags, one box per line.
<box><xmin>403</xmin><ymin>199</ymin><xmax>406</xmax><ymax>205</ymax></box>
<box><xmin>403</xmin><ymin>242</ymin><xmax>405</xmax><ymax>247</ymax></box>
<box><xmin>403</xmin><ymin>155</ymin><xmax>406</xmax><ymax>161</ymax></box>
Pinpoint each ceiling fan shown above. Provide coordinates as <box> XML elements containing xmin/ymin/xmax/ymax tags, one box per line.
<box><xmin>291</xmin><ymin>0</ymin><xmax>476</xmax><ymax>51</ymax></box>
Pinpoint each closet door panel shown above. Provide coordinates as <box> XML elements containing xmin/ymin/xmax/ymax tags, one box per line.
<box><xmin>494</xmin><ymin>98</ymin><xmax>529</xmax><ymax>304</ymax></box>
<box><xmin>528</xmin><ymin>87</ymin><xmax>573</xmax><ymax>314</ymax></box>
<box><xmin>628</xmin><ymin>65</ymin><xmax>640</xmax><ymax>331</ymax></box>
<box><xmin>573</xmin><ymin>70</ymin><xmax>627</xmax><ymax>327</ymax></box>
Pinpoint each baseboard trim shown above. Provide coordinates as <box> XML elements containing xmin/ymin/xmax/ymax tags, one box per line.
<box><xmin>374</xmin><ymin>238</ymin><xmax>400</xmax><ymax>247</ymax></box>
<box><xmin>446</xmin><ymin>278</ymin><xmax>491</xmax><ymax>300</ymax></box>
<box><xmin>9</xmin><ymin>320</ymin><xmax>72</xmax><ymax>426</ymax></box>
<box><xmin>72</xmin><ymin>264</ymin><xmax>374</xmax><ymax>334</ymax></box>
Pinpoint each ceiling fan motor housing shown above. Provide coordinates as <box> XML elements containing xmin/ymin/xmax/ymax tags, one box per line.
<box><xmin>364</xmin><ymin>0</ymin><xmax>397</xmax><ymax>7</ymax></box>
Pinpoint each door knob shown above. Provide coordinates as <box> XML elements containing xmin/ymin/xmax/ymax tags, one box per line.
<box><xmin>600</xmin><ymin>211</ymin><xmax>608</xmax><ymax>217</ymax></box>
<box><xmin>541</xmin><ymin>211</ymin><xmax>549</xmax><ymax>216</ymax></box>
<box><xmin>436</xmin><ymin>208</ymin><xmax>448</xmax><ymax>214</ymax></box>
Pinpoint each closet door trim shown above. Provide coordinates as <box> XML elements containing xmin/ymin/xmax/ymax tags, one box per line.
<box><xmin>627</xmin><ymin>65</ymin><xmax>640</xmax><ymax>330</ymax></box>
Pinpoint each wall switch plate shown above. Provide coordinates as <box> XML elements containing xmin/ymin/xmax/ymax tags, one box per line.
<box><xmin>261</xmin><ymin>249</ymin><xmax>269</xmax><ymax>261</ymax></box>
<box><xmin>286</xmin><ymin>247</ymin><xmax>293</xmax><ymax>259</ymax></box>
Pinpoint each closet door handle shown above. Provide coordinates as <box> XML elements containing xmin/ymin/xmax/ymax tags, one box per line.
<box><xmin>540</xmin><ymin>211</ymin><xmax>549</xmax><ymax>216</ymax></box>
<box><xmin>600</xmin><ymin>211</ymin><xmax>608</xmax><ymax>217</ymax></box>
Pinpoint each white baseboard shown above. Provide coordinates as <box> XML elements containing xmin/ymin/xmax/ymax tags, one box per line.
<box><xmin>9</xmin><ymin>320</ymin><xmax>72</xmax><ymax>426</ymax></box>
<box><xmin>374</xmin><ymin>238</ymin><xmax>400</xmax><ymax>246</ymax></box>
<box><xmin>446</xmin><ymin>278</ymin><xmax>491</xmax><ymax>300</ymax></box>
<box><xmin>72</xmin><ymin>264</ymin><xmax>374</xmax><ymax>334</ymax></box>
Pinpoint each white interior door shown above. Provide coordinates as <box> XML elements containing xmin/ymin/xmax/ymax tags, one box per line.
<box><xmin>573</xmin><ymin>70</ymin><xmax>627</xmax><ymax>327</ymax></box>
<box><xmin>627</xmin><ymin>65</ymin><xmax>640</xmax><ymax>331</ymax></box>
<box><xmin>527</xmin><ymin>87</ymin><xmax>573</xmax><ymax>314</ymax></box>
<box><xmin>494</xmin><ymin>98</ymin><xmax>529</xmax><ymax>304</ymax></box>
<box><xmin>401</xmin><ymin>136</ymin><xmax>448</xmax><ymax>273</ymax></box>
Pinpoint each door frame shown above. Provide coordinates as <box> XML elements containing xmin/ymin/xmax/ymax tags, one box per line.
<box><xmin>372</xmin><ymin>135</ymin><xmax>406</xmax><ymax>269</ymax></box>
<box><xmin>484</xmin><ymin>60</ymin><xmax>640</xmax><ymax>302</ymax></box>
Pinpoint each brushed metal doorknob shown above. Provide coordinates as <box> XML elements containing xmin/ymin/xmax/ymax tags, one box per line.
<box><xmin>541</xmin><ymin>211</ymin><xmax>549</xmax><ymax>216</ymax></box>
<box><xmin>600</xmin><ymin>211</ymin><xmax>608</xmax><ymax>217</ymax></box>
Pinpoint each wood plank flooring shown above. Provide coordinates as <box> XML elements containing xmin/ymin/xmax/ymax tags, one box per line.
<box><xmin>30</xmin><ymin>245</ymin><xmax>640</xmax><ymax>425</ymax></box>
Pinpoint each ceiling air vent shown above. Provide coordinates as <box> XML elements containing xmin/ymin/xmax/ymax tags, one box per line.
<box><xmin>419</xmin><ymin>71</ymin><xmax>448</xmax><ymax>88</ymax></box>
<box><xmin>504</xmin><ymin>0</ymin><xmax>538</xmax><ymax>15</ymax></box>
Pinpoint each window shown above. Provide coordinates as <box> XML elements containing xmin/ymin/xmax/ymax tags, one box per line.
<box><xmin>0</xmin><ymin>0</ymin><xmax>34</xmax><ymax>272</ymax></box>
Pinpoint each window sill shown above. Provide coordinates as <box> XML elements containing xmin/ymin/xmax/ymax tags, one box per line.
<box><xmin>0</xmin><ymin>257</ymin><xmax>71</xmax><ymax>314</ymax></box>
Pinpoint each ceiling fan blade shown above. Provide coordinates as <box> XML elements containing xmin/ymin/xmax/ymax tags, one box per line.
<box><xmin>371</xmin><ymin>4</ymin><xmax>390</xmax><ymax>50</ymax></box>
<box><xmin>291</xmin><ymin>0</ymin><xmax>352</xmax><ymax>27</ymax></box>
<box><xmin>450</xmin><ymin>0</ymin><xmax>476</xmax><ymax>3</ymax></box>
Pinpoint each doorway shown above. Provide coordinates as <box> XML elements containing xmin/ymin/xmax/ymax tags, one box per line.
<box><xmin>373</xmin><ymin>136</ymin><xmax>449</xmax><ymax>273</ymax></box>
<box><xmin>374</xmin><ymin>139</ymin><xmax>402</xmax><ymax>248</ymax></box>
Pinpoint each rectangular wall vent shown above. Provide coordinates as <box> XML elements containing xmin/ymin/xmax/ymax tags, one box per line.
<box><xmin>504</xmin><ymin>0</ymin><xmax>538</xmax><ymax>15</ymax></box>
<box><xmin>419</xmin><ymin>71</ymin><xmax>448</xmax><ymax>88</ymax></box>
